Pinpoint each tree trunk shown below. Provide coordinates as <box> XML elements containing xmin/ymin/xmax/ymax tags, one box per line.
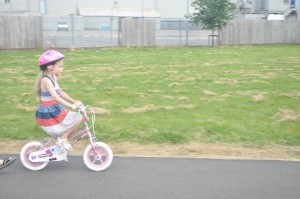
<box><xmin>212</xmin><ymin>29</ymin><xmax>215</xmax><ymax>47</ymax></box>
<box><xmin>217</xmin><ymin>28</ymin><xmax>220</xmax><ymax>45</ymax></box>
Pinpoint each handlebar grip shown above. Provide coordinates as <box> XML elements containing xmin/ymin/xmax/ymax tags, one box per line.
<box><xmin>79</xmin><ymin>103</ymin><xmax>85</xmax><ymax>111</ymax></box>
<box><xmin>79</xmin><ymin>104</ymin><xmax>88</xmax><ymax>121</ymax></box>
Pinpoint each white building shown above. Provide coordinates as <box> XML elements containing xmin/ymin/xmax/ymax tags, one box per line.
<box><xmin>235</xmin><ymin>0</ymin><xmax>299</xmax><ymax>20</ymax></box>
<box><xmin>0</xmin><ymin>0</ymin><xmax>298</xmax><ymax>20</ymax></box>
<box><xmin>0</xmin><ymin>0</ymin><xmax>192</xmax><ymax>18</ymax></box>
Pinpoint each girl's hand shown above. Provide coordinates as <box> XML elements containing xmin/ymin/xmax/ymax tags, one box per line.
<box><xmin>71</xmin><ymin>102</ymin><xmax>82</xmax><ymax>110</ymax></box>
<box><xmin>74</xmin><ymin>101</ymin><xmax>82</xmax><ymax>109</ymax></box>
<box><xmin>71</xmin><ymin>104</ymin><xmax>77</xmax><ymax>110</ymax></box>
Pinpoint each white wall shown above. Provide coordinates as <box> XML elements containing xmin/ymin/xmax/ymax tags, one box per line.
<box><xmin>158</xmin><ymin>0</ymin><xmax>195</xmax><ymax>18</ymax></box>
<box><xmin>46</xmin><ymin>0</ymin><xmax>194</xmax><ymax>18</ymax></box>
<box><xmin>5</xmin><ymin>0</ymin><xmax>295</xmax><ymax>18</ymax></box>
<box><xmin>268</xmin><ymin>0</ymin><xmax>290</xmax><ymax>13</ymax></box>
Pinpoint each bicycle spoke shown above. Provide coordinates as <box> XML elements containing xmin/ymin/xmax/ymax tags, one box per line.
<box><xmin>89</xmin><ymin>150</ymin><xmax>107</xmax><ymax>165</ymax></box>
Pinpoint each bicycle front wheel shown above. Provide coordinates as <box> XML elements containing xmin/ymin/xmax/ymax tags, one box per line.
<box><xmin>83</xmin><ymin>142</ymin><xmax>113</xmax><ymax>171</ymax></box>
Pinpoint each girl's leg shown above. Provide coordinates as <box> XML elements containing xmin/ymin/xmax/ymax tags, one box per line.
<box><xmin>58</xmin><ymin>118</ymin><xmax>82</xmax><ymax>150</ymax></box>
<box><xmin>61</xmin><ymin>118</ymin><xmax>82</xmax><ymax>141</ymax></box>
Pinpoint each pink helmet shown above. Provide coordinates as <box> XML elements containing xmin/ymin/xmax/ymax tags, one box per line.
<box><xmin>38</xmin><ymin>50</ymin><xmax>65</xmax><ymax>67</ymax></box>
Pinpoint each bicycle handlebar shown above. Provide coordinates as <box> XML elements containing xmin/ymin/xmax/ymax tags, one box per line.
<box><xmin>79</xmin><ymin>104</ymin><xmax>88</xmax><ymax>121</ymax></box>
<box><xmin>79</xmin><ymin>103</ymin><xmax>86</xmax><ymax>112</ymax></box>
<box><xmin>77</xmin><ymin>104</ymin><xmax>96</xmax><ymax>136</ymax></box>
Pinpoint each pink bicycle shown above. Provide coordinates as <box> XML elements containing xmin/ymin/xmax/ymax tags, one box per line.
<box><xmin>20</xmin><ymin>104</ymin><xmax>113</xmax><ymax>171</ymax></box>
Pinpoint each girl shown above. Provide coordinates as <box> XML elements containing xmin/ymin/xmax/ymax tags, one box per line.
<box><xmin>35</xmin><ymin>50</ymin><xmax>82</xmax><ymax>150</ymax></box>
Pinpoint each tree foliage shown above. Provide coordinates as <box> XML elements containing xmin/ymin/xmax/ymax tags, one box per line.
<box><xmin>191</xmin><ymin>0</ymin><xmax>236</xmax><ymax>31</ymax></box>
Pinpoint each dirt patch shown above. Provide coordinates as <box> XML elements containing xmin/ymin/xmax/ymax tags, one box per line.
<box><xmin>276</xmin><ymin>108</ymin><xmax>300</xmax><ymax>122</ymax></box>
<box><xmin>203</xmin><ymin>90</ymin><xmax>217</xmax><ymax>96</ymax></box>
<box><xmin>16</xmin><ymin>104</ymin><xmax>36</xmax><ymax>112</ymax></box>
<box><xmin>162</xmin><ymin>95</ymin><xmax>175</xmax><ymax>100</ymax></box>
<box><xmin>121</xmin><ymin>104</ymin><xmax>197</xmax><ymax>113</ymax></box>
<box><xmin>110</xmin><ymin>142</ymin><xmax>300</xmax><ymax>161</ymax></box>
<box><xmin>252</xmin><ymin>94</ymin><xmax>265</xmax><ymax>102</ymax></box>
<box><xmin>93</xmin><ymin>107</ymin><xmax>111</xmax><ymax>115</ymax></box>
<box><xmin>1</xmin><ymin>140</ymin><xmax>300</xmax><ymax>161</ymax></box>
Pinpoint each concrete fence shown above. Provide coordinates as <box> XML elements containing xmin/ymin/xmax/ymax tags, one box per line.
<box><xmin>0</xmin><ymin>16</ymin><xmax>43</xmax><ymax>49</ymax></box>
<box><xmin>220</xmin><ymin>20</ymin><xmax>300</xmax><ymax>45</ymax></box>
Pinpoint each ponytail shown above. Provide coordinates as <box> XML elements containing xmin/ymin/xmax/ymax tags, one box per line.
<box><xmin>35</xmin><ymin>60</ymin><xmax>58</xmax><ymax>101</ymax></box>
<box><xmin>35</xmin><ymin>72</ymin><xmax>44</xmax><ymax>101</ymax></box>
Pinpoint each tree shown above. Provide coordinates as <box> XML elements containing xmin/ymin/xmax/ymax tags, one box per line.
<box><xmin>190</xmin><ymin>0</ymin><xmax>236</xmax><ymax>46</ymax></box>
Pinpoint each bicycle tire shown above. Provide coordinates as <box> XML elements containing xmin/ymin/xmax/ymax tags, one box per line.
<box><xmin>20</xmin><ymin>141</ymin><xmax>48</xmax><ymax>171</ymax></box>
<box><xmin>83</xmin><ymin>142</ymin><xmax>113</xmax><ymax>171</ymax></box>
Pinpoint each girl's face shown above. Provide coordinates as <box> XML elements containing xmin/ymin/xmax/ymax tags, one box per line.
<box><xmin>52</xmin><ymin>60</ymin><xmax>64</xmax><ymax>76</ymax></box>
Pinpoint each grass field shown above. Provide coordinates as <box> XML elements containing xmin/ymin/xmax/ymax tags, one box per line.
<box><xmin>0</xmin><ymin>45</ymin><xmax>299</xmax><ymax>149</ymax></box>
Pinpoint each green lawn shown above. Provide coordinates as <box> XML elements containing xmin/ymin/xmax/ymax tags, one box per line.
<box><xmin>0</xmin><ymin>45</ymin><xmax>299</xmax><ymax>147</ymax></box>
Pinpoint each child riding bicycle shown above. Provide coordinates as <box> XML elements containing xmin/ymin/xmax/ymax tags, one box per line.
<box><xmin>35</xmin><ymin>50</ymin><xmax>82</xmax><ymax>150</ymax></box>
<box><xmin>20</xmin><ymin>50</ymin><xmax>113</xmax><ymax>171</ymax></box>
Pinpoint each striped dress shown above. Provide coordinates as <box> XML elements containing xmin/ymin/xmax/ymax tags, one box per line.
<box><xmin>35</xmin><ymin>76</ymin><xmax>82</xmax><ymax>136</ymax></box>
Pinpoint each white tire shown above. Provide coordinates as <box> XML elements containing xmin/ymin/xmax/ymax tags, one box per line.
<box><xmin>83</xmin><ymin>142</ymin><xmax>113</xmax><ymax>171</ymax></box>
<box><xmin>20</xmin><ymin>141</ymin><xmax>48</xmax><ymax>171</ymax></box>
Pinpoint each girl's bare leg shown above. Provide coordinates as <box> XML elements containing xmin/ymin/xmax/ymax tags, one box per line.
<box><xmin>61</xmin><ymin>119</ymin><xmax>82</xmax><ymax>141</ymax></box>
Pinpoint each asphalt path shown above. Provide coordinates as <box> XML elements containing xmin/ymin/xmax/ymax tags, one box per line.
<box><xmin>0</xmin><ymin>154</ymin><xmax>299</xmax><ymax>199</ymax></box>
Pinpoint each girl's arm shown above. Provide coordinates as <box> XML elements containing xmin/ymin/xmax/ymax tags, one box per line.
<box><xmin>43</xmin><ymin>78</ymin><xmax>75</xmax><ymax>109</ymax></box>
<box><xmin>60</xmin><ymin>89</ymin><xmax>76</xmax><ymax>104</ymax></box>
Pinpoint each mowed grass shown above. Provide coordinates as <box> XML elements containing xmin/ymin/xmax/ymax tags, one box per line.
<box><xmin>0</xmin><ymin>45</ymin><xmax>299</xmax><ymax>147</ymax></box>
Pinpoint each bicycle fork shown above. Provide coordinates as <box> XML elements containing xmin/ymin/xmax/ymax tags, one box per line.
<box><xmin>84</xmin><ymin>123</ymin><xmax>101</xmax><ymax>159</ymax></box>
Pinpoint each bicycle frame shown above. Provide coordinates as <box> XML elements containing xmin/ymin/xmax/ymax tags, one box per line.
<box><xmin>41</xmin><ymin>105</ymin><xmax>97</xmax><ymax>154</ymax></box>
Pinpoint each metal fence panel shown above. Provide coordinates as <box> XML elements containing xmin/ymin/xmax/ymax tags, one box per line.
<box><xmin>156</xmin><ymin>19</ymin><xmax>210</xmax><ymax>46</ymax></box>
<box><xmin>43</xmin><ymin>16</ymin><xmax>119</xmax><ymax>48</ymax></box>
<box><xmin>42</xmin><ymin>17</ymin><xmax>210</xmax><ymax>48</ymax></box>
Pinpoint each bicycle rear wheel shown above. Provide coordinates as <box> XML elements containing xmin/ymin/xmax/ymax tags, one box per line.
<box><xmin>83</xmin><ymin>142</ymin><xmax>113</xmax><ymax>171</ymax></box>
<box><xmin>20</xmin><ymin>141</ymin><xmax>48</xmax><ymax>171</ymax></box>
